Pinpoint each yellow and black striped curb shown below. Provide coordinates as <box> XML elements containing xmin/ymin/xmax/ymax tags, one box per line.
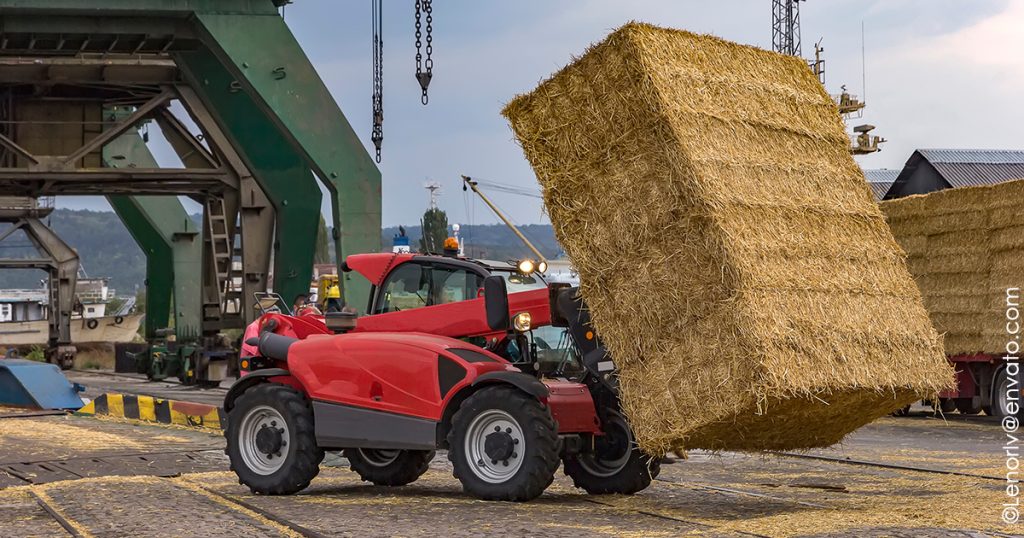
<box><xmin>75</xmin><ymin>393</ymin><xmax>225</xmax><ymax>430</ymax></box>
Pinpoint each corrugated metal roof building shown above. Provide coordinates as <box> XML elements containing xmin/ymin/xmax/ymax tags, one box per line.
<box><xmin>863</xmin><ymin>169</ymin><xmax>899</xmax><ymax>201</ymax></box>
<box><xmin>882</xmin><ymin>149</ymin><xmax>1024</xmax><ymax>200</ymax></box>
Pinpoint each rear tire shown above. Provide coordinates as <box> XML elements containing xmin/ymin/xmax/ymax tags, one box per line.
<box><xmin>447</xmin><ymin>385</ymin><xmax>559</xmax><ymax>501</ymax></box>
<box><xmin>343</xmin><ymin>448</ymin><xmax>434</xmax><ymax>486</ymax></box>
<box><xmin>226</xmin><ymin>383</ymin><xmax>324</xmax><ymax>495</ymax></box>
<box><xmin>563</xmin><ymin>410</ymin><xmax>659</xmax><ymax>495</ymax></box>
<box><xmin>992</xmin><ymin>367</ymin><xmax>1022</xmax><ymax>419</ymax></box>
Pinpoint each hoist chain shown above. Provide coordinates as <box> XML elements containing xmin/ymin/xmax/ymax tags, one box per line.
<box><xmin>371</xmin><ymin>0</ymin><xmax>384</xmax><ymax>162</ymax></box>
<box><xmin>414</xmin><ymin>0</ymin><xmax>433</xmax><ymax>105</ymax></box>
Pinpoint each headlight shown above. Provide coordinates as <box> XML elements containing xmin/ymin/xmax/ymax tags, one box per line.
<box><xmin>512</xmin><ymin>312</ymin><xmax>532</xmax><ymax>332</ymax></box>
<box><xmin>537</xmin><ymin>261</ymin><xmax>548</xmax><ymax>273</ymax></box>
<box><xmin>517</xmin><ymin>259</ymin><xmax>536</xmax><ymax>274</ymax></box>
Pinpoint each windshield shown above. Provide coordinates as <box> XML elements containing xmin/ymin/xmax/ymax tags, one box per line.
<box><xmin>491</xmin><ymin>269</ymin><xmax>547</xmax><ymax>294</ymax></box>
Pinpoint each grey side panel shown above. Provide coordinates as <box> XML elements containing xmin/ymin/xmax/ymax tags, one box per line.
<box><xmin>312</xmin><ymin>400</ymin><xmax>437</xmax><ymax>450</ymax></box>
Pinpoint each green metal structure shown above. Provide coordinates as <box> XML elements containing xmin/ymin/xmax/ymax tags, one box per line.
<box><xmin>0</xmin><ymin>0</ymin><xmax>381</xmax><ymax>379</ymax></box>
<box><xmin>104</xmin><ymin>133</ymin><xmax>202</xmax><ymax>340</ymax></box>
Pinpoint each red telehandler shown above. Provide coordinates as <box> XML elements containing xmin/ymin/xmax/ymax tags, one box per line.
<box><xmin>224</xmin><ymin>252</ymin><xmax>657</xmax><ymax>501</ymax></box>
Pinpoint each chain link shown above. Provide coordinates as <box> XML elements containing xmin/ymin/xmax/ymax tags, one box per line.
<box><xmin>414</xmin><ymin>0</ymin><xmax>432</xmax><ymax>105</ymax></box>
<box><xmin>371</xmin><ymin>0</ymin><xmax>384</xmax><ymax>162</ymax></box>
<box><xmin>414</xmin><ymin>0</ymin><xmax>422</xmax><ymax>74</ymax></box>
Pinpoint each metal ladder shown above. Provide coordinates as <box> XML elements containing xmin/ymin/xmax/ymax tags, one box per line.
<box><xmin>203</xmin><ymin>197</ymin><xmax>240</xmax><ymax>320</ymax></box>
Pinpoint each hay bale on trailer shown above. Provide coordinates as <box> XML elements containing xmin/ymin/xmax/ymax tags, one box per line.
<box><xmin>882</xmin><ymin>179</ymin><xmax>1024</xmax><ymax>356</ymax></box>
<box><xmin>504</xmin><ymin>23</ymin><xmax>951</xmax><ymax>453</ymax></box>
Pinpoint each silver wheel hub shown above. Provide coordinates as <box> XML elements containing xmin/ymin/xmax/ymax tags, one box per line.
<box><xmin>238</xmin><ymin>405</ymin><xmax>290</xmax><ymax>475</ymax></box>
<box><xmin>465</xmin><ymin>409</ymin><xmax>524</xmax><ymax>483</ymax></box>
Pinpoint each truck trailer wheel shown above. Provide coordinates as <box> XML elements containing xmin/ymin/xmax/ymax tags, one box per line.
<box><xmin>992</xmin><ymin>368</ymin><xmax>1022</xmax><ymax>419</ymax></box>
<box><xmin>563</xmin><ymin>410</ymin><xmax>659</xmax><ymax>495</ymax></box>
<box><xmin>447</xmin><ymin>385</ymin><xmax>560</xmax><ymax>501</ymax></box>
<box><xmin>343</xmin><ymin>448</ymin><xmax>434</xmax><ymax>486</ymax></box>
<box><xmin>226</xmin><ymin>383</ymin><xmax>324</xmax><ymax>495</ymax></box>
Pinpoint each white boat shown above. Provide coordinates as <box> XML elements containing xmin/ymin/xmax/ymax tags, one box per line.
<box><xmin>0</xmin><ymin>278</ymin><xmax>143</xmax><ymax>346</ymax></box>
<box><xmin>0</xmin><ymin>313</ymin><xmax>144</xmax><ymax>345</ymax></box>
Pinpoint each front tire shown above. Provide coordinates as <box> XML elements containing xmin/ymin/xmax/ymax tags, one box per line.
<box><xmin>343</xmin><ymin>448</ymin><xmax>434</xmax><ymax>486</ymax></box>
<box><xmin>447</xmin><ymin>386</ymin><xmax>559</xmax><ymax>501</ymax></box>
<box><xmin>563</xmin><ymin>410</ymin><xmax>659</xmax><ymax>495</ymax></box>
<box><xmin>226</xmin><ymin>383</ymin><xmax>324</xmax><ymax>495</ymax></box>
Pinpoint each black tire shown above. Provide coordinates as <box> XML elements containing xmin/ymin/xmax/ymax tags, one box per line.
<box><xmin>226</xmin><ymin>383</ymin><xmax>324</xmax><ymax>495</ymax></box>
<box><xmin>992</xmin><ymin>367</ymin><xmax>1022</xmax><ymax>419</ymax></box>
<box><xmin>891</xmin><ymin>404</ymin><xmax>912</xmax><ymax>417</ymax></box>
<box><xmin>937</xmin><ymin>398</ymin><xmax>957</xmax><ymax>414</ymax></box>
<box><xmin>563</xmin><ymin>410</ymin><xmax>659</xmax><ymax>495</ymax></box>
<box><xmin>447</xmin><ymin>385</ymin><xmax>559</xmax><ymax>501</ymax></box>
<box><xmin>955</xmin><ymin>398</ymin><xmax>982</xmax><ymax>415</ymax></box>
<box><xmin>343</xmin><ymin>448</ymin><xmax>434</xmax><ymax>486</ymax></box>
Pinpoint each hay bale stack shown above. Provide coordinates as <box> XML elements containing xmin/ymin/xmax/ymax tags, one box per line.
<box><xmin>503</xmin><ymin>23</ymin><xmax>951</xmax><ymax>453</ymax></box>
<box><xmin>883</xmin><ymin>179</ymin><xmax>1024</xmax><ymax>355</ymax></box>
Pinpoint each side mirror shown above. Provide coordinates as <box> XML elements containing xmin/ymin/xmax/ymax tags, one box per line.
<box><xmin>483</xmin><ymin>275</ymin><xmax>510</xmax><ymax>331</ymax></box>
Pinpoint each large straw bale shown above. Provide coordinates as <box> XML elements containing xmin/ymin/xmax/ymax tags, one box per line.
<box><xmin>881</xmin><ymin>178</ymin><xmax>1024</xmax><ymax>356</ymax></box>
<box><xmin>503</xmin><ymin>23</ymin><xmax>950</xmax><ymax>453</ymax></box>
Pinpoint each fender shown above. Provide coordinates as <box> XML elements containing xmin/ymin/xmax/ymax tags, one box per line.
<box><xmin>224</xmin><ymin>368</ymin><xmax>292</xmax><ymax>412</ymax></box>
<box><xmin>472</xmin><ymin>371</ymin><xmax>549</xmax><ymax>399</ymax></box>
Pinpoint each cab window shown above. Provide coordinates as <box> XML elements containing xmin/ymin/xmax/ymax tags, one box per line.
<box><xmin>431</xmin><ymin>266</ymin><xmax>485</xmax><ymax>305</ymax></box>
<box><xmin>374</xmin><ymin>262</ymin><xmax>485</xmax><ymax>313</ymax></box>
<box><xmin>376</xmin><ymin>263</ymin><xmax>428</xmax><ymax>313</ymax></box>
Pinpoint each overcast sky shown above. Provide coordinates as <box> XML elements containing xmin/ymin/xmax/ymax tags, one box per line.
<box><xmin>59</xmin><ymin>0</ymin><xmax>1023</xmax><ymax>227</ymax></box>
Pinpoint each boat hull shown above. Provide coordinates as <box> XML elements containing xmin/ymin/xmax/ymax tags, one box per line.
<box><xmin>0</xmin><ymin>314</ymin><xmax>143</xmax><ymax>346</ymax></box>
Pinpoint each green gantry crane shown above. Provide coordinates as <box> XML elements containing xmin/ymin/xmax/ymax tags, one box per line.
<box><xmin>0</xmin><ymin>0</ymin><xmax>381</xmax><ymax>384</ymax></box>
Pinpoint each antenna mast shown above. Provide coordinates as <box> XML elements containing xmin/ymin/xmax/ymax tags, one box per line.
<box><xmin>424</xmin><ymin>181</ymin><xmax>441</xmax><ymax>210</ymax></box>
<box><xmin>771</xmin><ymin>0</ymin><xmax>803</xmax><ymax>56</ymax></box>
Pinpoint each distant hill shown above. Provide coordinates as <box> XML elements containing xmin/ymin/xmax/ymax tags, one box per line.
<box><xmin>381</xmin><ymin>224</ymin><xmax>562</xmax><ymax>261</ymax></box>
<box><xmin>0</xmin><ymin>209</ymin><xmax>561</xmax><ymax>293</ymax></box>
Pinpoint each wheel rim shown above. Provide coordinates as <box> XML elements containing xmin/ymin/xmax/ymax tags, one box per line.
<box><xmin>464</xmin><ymin>409</ymin><xmax>525</xmax><ymax>484</ymax></box>
<box><xmin>358</xmin><ymin>448</ymin><xmax>401</xmax><ymax>467</ymax></box>
<box><xmin>238</xmin><ymin>405</ymin><xmax>290</xmax><ymax>475</ymax></box>
<box><xmin>578</xmin><ymin>411</ymin><xmax>634</xmax><ymax>478</ymax></box>
<box><xmin>999</xmin><ymin>373</ymin><xmax>1013</xmax><ymax>416</ymax></box>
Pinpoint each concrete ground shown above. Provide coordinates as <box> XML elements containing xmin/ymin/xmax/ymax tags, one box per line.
<box><xmin>0</xmin><ymin>394</ymin><xmax>1019</xmax><ymax>537</ymax></box>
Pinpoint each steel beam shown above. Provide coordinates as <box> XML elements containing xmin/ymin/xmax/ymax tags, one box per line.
<box><xmin>173</xmin><ymin>85</ymin><xmax>272</xmax><ymax>324</ymax></box>
<box><xmin>192</xmin><ymin>12</ymin><xmax>381</xmax><ymax>312</ymax></box>
<box><xmin>103</xmin><ymin>132</ymin><xmax>202</xmax><ymax>341</ymax></box>
<box><xmin>2</xmin><ymin>218</ymin><xmax>79</xmax><ymax>354</ymax></box>
<box><xmin>0</xmin><ymin>168</ymin><xmax>233</xmax><ymax>196</ymax></box>
<box><xmin>174</xmin><ymin>46</ymin><xmax>319</xmax><ymax>308</ymax></box>
<box><xmin>0</xmin><ymin>1</ymin><xmax>279</xmax><ymax>16</ymax></box>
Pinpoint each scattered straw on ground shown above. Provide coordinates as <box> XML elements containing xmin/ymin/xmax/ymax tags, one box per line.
<box><xmin>503</xmin><ymin>22</ymin><xmax>951</xmax><ymax>453</ymax></box>
<box><xmin>0</xmin><ymin>416</ymin><xmax>145</xmax><ymax>451</ymax></box>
